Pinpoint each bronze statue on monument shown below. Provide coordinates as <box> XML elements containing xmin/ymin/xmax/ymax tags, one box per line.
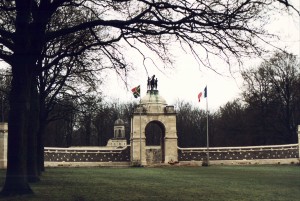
<box><xmin>147</xmin><ymin>75</ymin><xmax>158</xmax><ymax>91</ymax></box>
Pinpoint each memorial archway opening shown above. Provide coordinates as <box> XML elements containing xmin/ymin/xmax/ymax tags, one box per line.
<box><xmin>145</xmin><ymin>121</ymin><xmax>165</xmax><ymax>163</ymax></box>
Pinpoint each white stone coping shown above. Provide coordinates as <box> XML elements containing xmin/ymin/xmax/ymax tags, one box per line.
<box><xmin>178</xmin><ymin>144</ymin><xmax>298</xmax><ymax>151</ymax></box>
<box><xmin>179</xmin><ymin>158</ymin><xmax>300</xmax><ymax>166</ymax></box>
<box><xmin>146</xmin><ymin>146</ymin><xmax>161</xmax><ymax>149</ymax></box>
<box><xmin>45</xmin><ymin>161</ymin><xmax>131</xmax><ymax>167</ymax></box>
<box><xmin>45</xmin><ymin>145</ymin><xmax>130</xmax><ymax>152</ymax></box>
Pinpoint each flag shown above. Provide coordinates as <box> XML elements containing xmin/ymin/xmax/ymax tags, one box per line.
<box><xmin>198</xmin><ymin>86</ymin><xmax>207</xmax><ymax>102</ymax></box>
<box><xmin>131</xmin><ymin>85</ymin><xmax>140</xmax><ymax>98</ymax></box>
<box><xmin>198</xmin><ymin>92</ymin><xmax>202</xmax><ymax>102</ymax></box>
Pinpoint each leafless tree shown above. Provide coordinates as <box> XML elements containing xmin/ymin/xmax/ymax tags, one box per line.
<box><xmin>242</xmin><ymin>52</ymin><xmax>300</xmax><ymax>144</ymax></box>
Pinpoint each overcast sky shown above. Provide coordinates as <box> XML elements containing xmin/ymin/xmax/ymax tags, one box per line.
<box><xmin>102</xmin><ymin>3</ymin><xmax>300</xmax><ymax>111</ymax></box>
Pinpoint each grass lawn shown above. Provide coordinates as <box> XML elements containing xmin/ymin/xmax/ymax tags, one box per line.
<box><xmin>0</xmin><ymin>165</ymin><xmax>299</xmax><ymax>201</ymax></box>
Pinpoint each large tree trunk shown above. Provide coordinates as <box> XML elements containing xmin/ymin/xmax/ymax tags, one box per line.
<box><xmin>1</xmin><ymin>63</ymin><xmax>33</xmax><ymax>195</ymax></box>
<box><xmin>37</xmin><ymin>123</ymin><xmax>46</xmax><ymax>173</ymax></box>
<box><xmin>37</xmin><ymin>100</ymin><xmax>47</xmax><ymax>174</ymax></box>
<box><xmin>1</xmin><ymin>0</ymin><xmax>34</xmax><ymax>195</ymax></box>
<box><xmin>27</xmin><ymin>76</ymin><xmax>40</xmax><ymax>182</ymax></box>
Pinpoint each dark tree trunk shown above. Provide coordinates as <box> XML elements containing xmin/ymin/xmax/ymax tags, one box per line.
<box><xmin>1</xmin><ymin>0</ymin><xmax>34</xmax><ymax>195</ymax></box>
<box><xmin>37</xmin><ymin>124</ymin><xmax>46</xmax><ymax>173</ymax></box>
<box><xmin>27</xmin><ymin>76</ymin><xmax>40</xmax><ymax>182</ymax></box>
<box><xmin>1</xmin><ymin>63</ymin><xmax>33</xmax><ymax>195</ymax></box>
<box><xmin>37</xmin><ymin>101</ymin><xmax>47</xmax><ymax>173</ymax></box>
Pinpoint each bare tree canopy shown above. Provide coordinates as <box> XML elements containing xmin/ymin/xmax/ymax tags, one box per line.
<box><xmin>242</xmin><ymin>52</ymin><xmax>300</xmax><ymax>143</ymax></box>
<box><xmin>0</xmin><ymin>0</ymin><xmax>299</xmax><ymax>69</ymax></box>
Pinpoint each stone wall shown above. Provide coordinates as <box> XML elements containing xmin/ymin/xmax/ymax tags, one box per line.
<box><xmin>178</xmin><ymin>144</ymin><xmax>299</xmax><ymax>164</ymax></box>
<box><xmin>146</xmin><ymin>146</ymin><xmax>162</xmax><ymax>164</ymax></box>
<box><xmin>44</xmin><ymin>143</ymin><xmax>299</xmax><ymax>166</ymax></box>
<box><xmin>44</xmin><ymin>146</ymin><xmax>130</xmax><ymax>163</ymax></box>
<box><xmin>0</xmin><ymin>123</ymin><xmax>8</xmax><ymax>169</ymax></box>
<box><xmin>1</xmin><ymin>123</ymin><xmax>299</xmax><ymax>167</ymax></box>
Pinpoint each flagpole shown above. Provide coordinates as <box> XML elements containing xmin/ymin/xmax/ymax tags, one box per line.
<box><xmin>131</xmin><ymin>85</ymin><xmax>142</xmax><ymax>166</ymax></box>
<box><xmin>139</xmin><ymin>92</ymin><xmax>142</xmax><ymax>166</ymax></box>
<box><xmin>206</xmin><ymin>86</ymin><xmax>210</xmax><ymax>166</ymax></box>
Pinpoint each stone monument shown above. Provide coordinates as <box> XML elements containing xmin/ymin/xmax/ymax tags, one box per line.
<box><xmin>107</xmin><ymin>118</ymin><xmax>127</xmax><ymax>147</ymax></box>
<box><xmin>130</xmin><ymin>76</ymin><xmax>177</xmax><ymax>165</ymax></box>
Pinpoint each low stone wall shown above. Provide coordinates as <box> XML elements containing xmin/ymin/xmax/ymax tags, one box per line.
<box><xmin>146</xmin><ymin>146</ymin><xmax>162</xmax><ymax>164</ymax></box>
<box><xmin>178</xmin><ymin>144</ymin><xmax>299</xmax><ymax>165</ymax></box>
<box><xmin>44</xmin><ymin>146</ymin><xmax>130</xmax><ymax>164</ymax></box>
<box><xmin>0</xmin><ymin>123</ymin><xmax>8</xmax><ymax>169</ymax></box>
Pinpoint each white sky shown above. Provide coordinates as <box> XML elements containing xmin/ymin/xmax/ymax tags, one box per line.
<box><xmin>103</xmin><ymin>3</ymin><xmax>300</xmax><ymax>111</ymax></box>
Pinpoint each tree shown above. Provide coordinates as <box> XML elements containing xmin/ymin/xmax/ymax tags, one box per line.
<box><xmin>212</xmin><ymin>99</ymin><xmax>252</xmax><ymax>146</ymax></box>
<box><xmin>0</xmin><ymin>0</ymin><xmax>298</xmax><ymax>196</ymax></box>
<box><xmin>43</xmin><ymin>100</ymin><xmax>134</xmax><ymax>147</ymax></box>
<box><xmin>266</xmin><ymin>52</ymin><xmax>300</xmax><ymax>143</ymax></box>
<box><xmin>37</xmin><ymin>49</ymin><xmax>104</xmax><ymax>173</ymax></box>
<box><xmin>44</xmin><ymin>97</ymin><xmax>78</xmax><ymax>147</ymax></box>
<box><xmin>175</xmin><ymin>100</ymin><xmax>206</xmax><ymax>147</ymax></box>
<box><xmin>242</xmin><ymin>65</ymin><xmax>277</xmax><ymax>144</ymax></box>
<box><xmin>242</xmin><ymin>52</ymin><xmax>300</xmax><ymax>144</ymax></box>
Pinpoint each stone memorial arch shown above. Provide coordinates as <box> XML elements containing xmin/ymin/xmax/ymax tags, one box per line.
<box><xmin>130</xmin><ymin>87</ymin><xmax>178</xmax><ymax>165</ymax></box>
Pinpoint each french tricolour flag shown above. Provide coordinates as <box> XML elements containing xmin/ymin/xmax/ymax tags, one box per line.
<box><xmin>198</xmin><ymin>86</ymin><xmax>207</xmax><ymax>102</ymax></box>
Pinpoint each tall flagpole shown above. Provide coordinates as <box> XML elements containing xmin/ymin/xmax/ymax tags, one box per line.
<box><xmin>206</xmin><ymin>86</ymin><xmax>209</xmax><ymax>165</ymax></box>
<box><xmin>139</xmin><ymin>90</ymin><xmax>142</xmax><ymax>166</ymax></box>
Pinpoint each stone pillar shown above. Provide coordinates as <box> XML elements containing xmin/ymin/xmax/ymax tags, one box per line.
<box><xmin>164</xmin><ymin>137</ymin><xmax>178</xmax><ymax>163</ymax></box>
<box><xmin>130</xmin><ymin>134</ymin><xmax>146</xmax><ymax>166</ymax></box>
<box><xmin>0</xmin><ymin>122</ymin><xmax>8</xmax><ymax>169</ymax></box>
<box><xmin>298</xmin><ymin>125</ymin><xmax>300</xmax><ymax>159</ymax></box>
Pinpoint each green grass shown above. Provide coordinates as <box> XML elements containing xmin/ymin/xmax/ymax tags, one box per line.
<box><xmin>0</xmin><ymin>166</ymin><xmax>299</xmax><ymax>201</ymax></box>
